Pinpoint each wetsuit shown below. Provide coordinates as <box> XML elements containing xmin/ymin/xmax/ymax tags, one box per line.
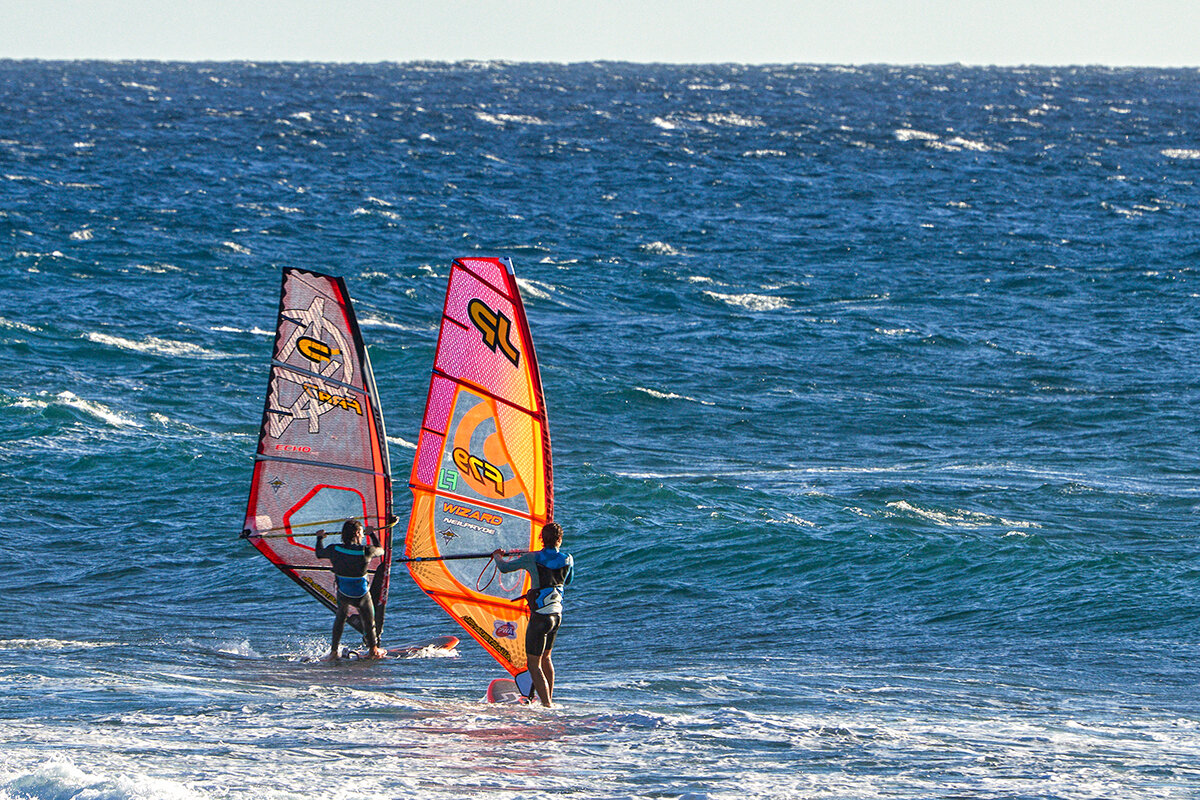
<box><xmin>315</xmin><ymin>535</ymin><xmax>381</xmax><ymax>651</ymax></box>
<box><xmin>496</xmin><ymin>546</ymin><xmax>574</xmax><ymax>656</ymax></box>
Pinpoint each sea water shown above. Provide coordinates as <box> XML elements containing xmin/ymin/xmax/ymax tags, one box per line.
<box><xmin>1</xmin><ymin>61</ymin><xmax>1199</xmax><ymax>799</ymax></box>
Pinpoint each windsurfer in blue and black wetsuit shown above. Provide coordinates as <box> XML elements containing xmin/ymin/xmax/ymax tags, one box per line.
<box><xmin>315</xmin><ymin>519</ymin><xmax>386</xmax><ymax>661</ymax></box>
<box><xmin>492</xmin><ymin>521</ymin><xmax>574</xmax><ymax>707</ymax></box>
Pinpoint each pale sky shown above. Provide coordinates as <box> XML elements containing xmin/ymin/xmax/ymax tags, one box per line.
<box><xmin>3</xmin><ymin>0</ymin><xmax>1199</xmax><ymax>66</ymax></box>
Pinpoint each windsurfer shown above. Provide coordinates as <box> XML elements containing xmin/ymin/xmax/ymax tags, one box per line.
<box><xmin>315</xmin><ymin>519</ymin><xmax>386</xmax><ymax>660</ymax></box>
<box><xmin>492</xmin><ymin>521</ymin><xmax>574</xmax><ymax>707</ymax></box>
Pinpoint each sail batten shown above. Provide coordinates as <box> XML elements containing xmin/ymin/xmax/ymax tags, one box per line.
<box><xmin>252</xmin><ymin>454</ymin><xmax>387</xmax><ymax>475</ymax></box>
<box><xmin>244</xmin><ymin>267</ymin><xmax>393</xmax><ymax>640</ymax></box>
<box><xmin>405</xmin><ymin>257</ymin><xmax>553</xmax><ymax>681</ymax></box>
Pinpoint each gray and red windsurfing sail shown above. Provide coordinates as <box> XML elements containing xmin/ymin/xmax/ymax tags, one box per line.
<box><xmin>406</xmin><ymin>257</ymin><xmax>553</xmax><ymax>694</ymax></box>
<box><xmin>243</xmin><ymin>268</ymin><xmax>393</xmax><ymax>640</ymax></box>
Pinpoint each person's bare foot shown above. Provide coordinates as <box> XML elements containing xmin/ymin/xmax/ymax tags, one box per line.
<box><xmin>323</xmin><ymin>651</ymin><xmax>340</xmax><ymax>662</ymax></box>
<box><xmin>367</xmin><ymin>647</ymin><xmax>387</xmax><ymax>659</ymax></box>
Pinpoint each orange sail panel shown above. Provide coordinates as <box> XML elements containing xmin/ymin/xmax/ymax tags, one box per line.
<box><xmin>406</xmin><ymin>257</ymin><xmax>552</xmax><ymax>681</ymax></box>
<box><xmin>243</xmin><ymin>268</ymin><xmax>393</xmax><ymax>639</ymax></box>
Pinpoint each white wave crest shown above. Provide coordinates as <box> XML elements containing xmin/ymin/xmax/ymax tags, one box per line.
<box><xmin>639</xmin><ymin>241</ymin><xmax>680</xmax><ymax>256</ymax></box>
<box><xmin>0</xmin><ymin>316</ymin><xmax>39</xmax><ymax>332</ymax></box>
<box><xmin>895</xmin><ymin>128</ymin><xmax>994</xmax><ymax>152</ymax></box>
<box><xmin>15</xmin><ymin>249</ymin><xmax>65</xmax><ymax>259</ymax></box>
<box><xmin>53</xmin><ymin>391</ymin><xmax>143</xmax><ymax>428</ymax></box>
<box><xmin>654</xmin><ymin>112</ymin><xmax>764</xmax><ymax>131</ymax></box>
<box><xmin>222</xmin><ymin>241</ymin><xmax>251</xmax><ymax>255</ymax></box>
<box><xmin>635</xmin><ymin>386</ymin><xmax>716</xmax><ymax>406</ymax></box>
<box><xmin>358</xmin><ymin>315</ymin><xmax>419</xmax><ymax>331</ymax></box>
<box><xmin>700</xmin><ymin>112</ymin><xmax>763</xmax><ymax>128</ymax></box>
<box><xmin>703</xmin><ymin>290</ymin><xmax>789</xmax><ymax>312</ymax></box>
<box><xmin>0</xmin><ymin>638</ymin><xmax>118</xmax><ymax>650</ymax></box>
<box><xmin>895</xmin><ymin>128</ymin><xmax>941</xmax><ymax>142</ymax></box>
<box><xmin>946</xmin><ymin>136</ymin><xmax>992</xmax><ymax>152</ymax></box>
<box><xmin>767</xmin><ymin>513</ymin><xmax>816</xmax><ymax>527</ymax></box>
<box><xmin>133</xmin><ymin>263</ymin><xmax>181</xmax><ymax>274</ymax></box>
<box><xmin>476</xmin><ymin>111</ymin><xmax>546</xmax><ymax>126</ymax></box>
<box><xmin>209</xmin><ymin>325</ymin><xmax>272</xmax><ymax>336</ymax></box>
<box><xmin>352</xmin><ymin>206</ymin><xmax>402</xmax><ymax>220</ymax></box>
<box><xmin>886</xmin><ymin>500</ymin><xmax>1040</xmax><ymax>529</ymax></box>
<box><xmin>1162</xmin><ymin>148</ymin><xmax>1200</xmax><ymax>160</ymax></box>
<box><xmin>515</xmin><ymin>278</ymin><xmax>555</xmax><ymax>300</ymax></box>
<box><xmin>387</xmin><ymin>435</ymin><xmax>418</xmax><ymax>450</ymax></box>
<box><xmin>85</xmin><ymin>332</ymin><xmax>220</xmax><ymax>358</ymax></box>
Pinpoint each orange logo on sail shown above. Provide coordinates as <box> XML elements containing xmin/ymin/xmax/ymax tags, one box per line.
<box><xmin>297</xmin><ymin>336</ymin><xmax>340</xmax><ymax>364</ymax></box>
<box><xmin>453</xmin><ymin>447</ymin><xmax>505</xmax><ymax>495</ymax></box>
<box><xmin>441</xmin><ymin>502</ymin><xmax>503</xmax><ymax>526</ymax></box>
<box><xmin>303</xmin><ymin>384</ymin><xmax>363</xmax><ymax>415</ymax></box>
<box><xmin>468</xmin><ymin>299</ymin><xmax>520</xmax><ymax>367</ymax></box>
<box><xmin>451</xmin><ymin>397</ymin><xmax>523</xmax><ymax>501</ymax></box>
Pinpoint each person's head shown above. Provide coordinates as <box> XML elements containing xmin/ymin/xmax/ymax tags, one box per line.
<box><xmin>541</xmin><ymin>521</ymin><xmax>563</xmax><ymax>549</ymax></box>
<box><xmin>341</xmin><ymin>519</ymin><xmax>365</xmax><ymax>545</ymax></box>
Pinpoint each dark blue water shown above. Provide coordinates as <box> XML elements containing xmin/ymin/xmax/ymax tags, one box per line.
<box><xmin>2</xmin><ymin>61</ymin><xmax>1199</xmax><ymax>798</ymax></box>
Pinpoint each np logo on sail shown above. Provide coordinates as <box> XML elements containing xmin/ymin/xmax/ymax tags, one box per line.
<box><xmin>469</xmin><ymin>298</ymin><xmax>520</xmax><ymax>367</ymax></box>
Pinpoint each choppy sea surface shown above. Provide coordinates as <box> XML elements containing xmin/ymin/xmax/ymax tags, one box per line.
<box><xmin>2</xmin><ymin>60</ymin><xmax>1200</xmax><ymax>799</ymax></box>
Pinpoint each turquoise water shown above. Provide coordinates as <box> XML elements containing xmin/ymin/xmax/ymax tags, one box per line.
<box><xmin>1</xmin><ymin>61</ymin><xmax>1199</xmax><ymax>798</ymax></box>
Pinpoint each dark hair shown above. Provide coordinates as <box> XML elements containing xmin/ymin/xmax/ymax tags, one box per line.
<box><xmin>541</xmin><ymin>521</ymin><xmax>563</xmax><ymax>547</ymax></box>
<box><xmin>341</xmin><ymin>519</ymin><xmax>365</xmax><ymax>544</ymax></box>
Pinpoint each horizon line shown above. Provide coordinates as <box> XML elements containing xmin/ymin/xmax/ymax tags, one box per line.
<box><xmin>3</xmin><ymin>57</ymin><xmax>1199</xmax><ymax>69</ymax></box>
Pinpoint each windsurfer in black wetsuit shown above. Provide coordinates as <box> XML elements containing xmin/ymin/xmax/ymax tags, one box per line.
<box><xmin>315</xmin><ymin>519</ymin><xmax>386</xmax><ymax>660</ymax></box>
<box><xmin>492</xmin><ymin>521</ymin><xmax>574</xmax><ymax>707</ymax></box>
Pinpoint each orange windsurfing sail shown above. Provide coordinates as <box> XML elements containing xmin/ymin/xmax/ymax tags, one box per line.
<box><xmin>243</xmin><ymin>268</ymin><xmax>393</xmax><ymax>643</ymax></box>
<box><xmin>405</xmin><ymin>257</ymin><xmax>552</xmax><ymax>691</ymax></box>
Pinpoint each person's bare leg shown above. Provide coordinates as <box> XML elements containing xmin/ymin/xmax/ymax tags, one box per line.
<box><xmin>539</xmin><ymin>652</ymin><xmax>555</xmax><ymax>706</ymax></box>
<box><xmin>527</xmin><ymin>655</ymin><xmax>553</xmax><ymax>707</ymax></box>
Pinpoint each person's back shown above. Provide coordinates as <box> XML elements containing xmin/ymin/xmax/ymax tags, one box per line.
<box><xmin>315</xmin><ymin>519</ymin><xmax>385</xmax><ymax>660</ymax></box>
<box><xmin>315</xmin><ymin>538</ymin><xmax>376</xmax><ymax>598</ymax></box>
<box><xmin>493</xmin><ymin>521</ymin><xmax>573</xmax><ymax>706</ymax></box>
<box><xmin>521</xmin><ymin>545</ymin><xmax>572</xmax><ymax>615</ymax></box>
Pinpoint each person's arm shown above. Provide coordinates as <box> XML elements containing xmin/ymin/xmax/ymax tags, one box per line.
<box><xmin>363</xmin><ymin>528</ymin><xmax>385</xmax><ymax>560</ymax></box>
<box><xmin>492</xmin><ymin>550</ymin><xmax>533</xmax><ymax>574</ymax></box>
<box><xmin>564</xmin><ymin>556</ymin><xmax>574</xmax><ymax>587</ymax></box>
<box><xmin>314</xmin><ymin>530</ymin><xmax>330</xmax><ymax>559</ymax></box>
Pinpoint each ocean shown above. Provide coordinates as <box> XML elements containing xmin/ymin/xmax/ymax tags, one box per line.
<box><xmin>1</xmin><ymin>60</ymin><xmax>1199</xmax><ymax>799</ymax></box>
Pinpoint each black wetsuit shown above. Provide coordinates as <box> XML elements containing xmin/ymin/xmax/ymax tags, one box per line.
<box><xmin>315</xmin><ymin>536</ymin><xmax>380</xmax><ymax>651</ymax></box>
